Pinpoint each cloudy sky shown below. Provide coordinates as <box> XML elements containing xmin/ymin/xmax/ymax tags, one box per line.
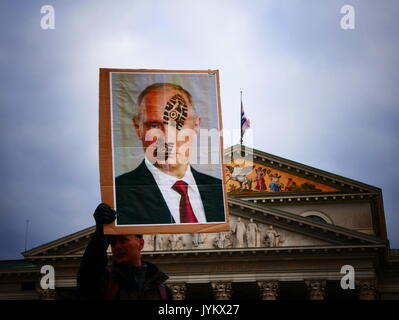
<box><xmin>1</xmin><ymin>0</ymin><xmax>398</xmax><ymax>259</ymax></box>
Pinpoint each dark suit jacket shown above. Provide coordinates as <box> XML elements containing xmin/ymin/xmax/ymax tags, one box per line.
<box><xmin>115</xmin><ymin>161</ymin><xmax>226</xmax><ymax>225</ymax></box>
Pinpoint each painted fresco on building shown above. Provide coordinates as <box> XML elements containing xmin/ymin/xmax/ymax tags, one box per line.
<box><xmin>225</xmin><ymin>161</ymin><xmax>339</xmax><ymax>194</ymax></box>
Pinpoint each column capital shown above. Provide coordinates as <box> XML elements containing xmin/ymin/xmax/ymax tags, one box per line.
<box><xmin>257</xmin><ymin>281</ymin><xmax>279</xmax><ymax>300</ymax></box>
<box><xmin>170</xmin><ymin>283</ymin><xmax>187</xmax><ymax>300</ymax></box>
<box><xmin>37</xmin><ymin>288</ymin><xmax>56</xmax><ymax>300</ymax></box>
<box><xmin>305</xmin><ymin>280</ymin><xmax>326</xmax><ymax>300</ymax></box>
<box><xmin>356</xmin><ymin>279</ymin><xmax>377</xmax><ymax>300</ymax></box>
<box><xmin>211</xmin><ymin>281</ymin><xmax>233</xmax><ymax>300</ymax></box>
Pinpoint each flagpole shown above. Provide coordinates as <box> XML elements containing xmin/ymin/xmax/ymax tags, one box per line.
<box><xmin>240</xmin><ymin>91</ymin><xmax>243</xmax><ymax>147</ymax></box>
<box><xmin>24</xmin><ymin>219</ymin><xmax>29</xmax><ymax>252</ymax></box>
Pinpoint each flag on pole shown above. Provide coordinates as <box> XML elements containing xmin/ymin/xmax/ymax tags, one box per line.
<box><xmin>240</xmin><ymin>92</ymin><xmax>250</xmax><ymax>145</ymax></box>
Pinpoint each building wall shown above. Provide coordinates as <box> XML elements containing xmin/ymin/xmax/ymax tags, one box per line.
<box><xmin>278</xmin><ymin>202</ymin><xmax>374</xmax><ymax>234</ymax></box>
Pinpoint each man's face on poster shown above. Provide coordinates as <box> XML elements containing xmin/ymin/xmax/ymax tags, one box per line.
<box><xmin>133</xmin><ymin>86</ymin><xmax>201</xmax><ymax>171</ymax></box>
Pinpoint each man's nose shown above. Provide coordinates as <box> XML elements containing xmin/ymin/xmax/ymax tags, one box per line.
<box><xmin>163</xmin><ymin>124</ymin><xmax>178</xmax><ymax>142</ymax></box>
<box><xmin>112</xmin><ymin>242</ymin><xmax>122</xmax><ymax>250</ymax></box>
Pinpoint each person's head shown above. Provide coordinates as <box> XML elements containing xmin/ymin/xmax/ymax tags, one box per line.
<box><xmin>110</xmin><ymin>234</ymin><xmax>144</xmax><ymax>266</ymax></box>
<box><xmin>132</xmin><ymin>83</ymin><xmax>201</xmax><ymax>171</ymax></box>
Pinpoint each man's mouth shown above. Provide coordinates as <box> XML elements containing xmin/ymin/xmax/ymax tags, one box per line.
<box><xmin>115</xmin><ymin>251</ymin><xmax>126</xmax><ymax>259</ymax></box>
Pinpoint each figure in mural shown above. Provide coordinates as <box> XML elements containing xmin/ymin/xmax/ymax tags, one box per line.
<box><xmin>246</xmin><ymin>218</ymin><xmax>258</xmax><ymax>247</ymax></box>
<box><xmin>264</xmin><ymin>225</ymin><xmax>283</xmax><ymax>247</ymax></box>
<box><xmin>192</xmin><ymin>233</ymin><xmax>206</xmax><ymax>248</ymax></box>
<box><xmin>168</xmin><ymin>234</ymin><xmax>185</xmax><ymax>250</ymax></box>
<box><xmin>155</xmin><ymin>234</ymin><xmax>167</xmax><ymax>251</ymax></box>
<box><xmin>257</xmin><ymin>230</ymin><xmax>262</xmax><ymax>249</ymax></box>
<box><xmin>285</xmin><ymin>177</ymin><xmax>297</xmax><ymax>191</ymax></box>
<box><xmin>213</xmin><ymin>232</ymin><xmax>230</xmax><ymax>249</ymax></box>
<box><xmin>268</xmin><ymin>172</ymin><xmax>282</xmax><ymax>192</ymax></box>
<box><xmin>226</xmin><ymin>164</ymin><xmax>253</xmax><ymax>191</ymax></box>
<box><xmin>145</xmin><ymin>234</ymin><xmax>156</xmax><ymax>250</ymax></box>
<box><xmin>175</xmin><ymin>235</ymin><xmax>185</xmax><ymax>250</ymax></box>
<box><xmin>232</xmin><ymin>217</ymin><xmax>247</xmax><ymax>248</ymax></box>
<box><xmin>255</xmin><ymin>168</ymin><xmax>267</xmax><ymax>191</ymax></box>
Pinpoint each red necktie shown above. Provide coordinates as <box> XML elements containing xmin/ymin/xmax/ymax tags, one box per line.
<box><xmin>172</xmin><ymin>180</ymin><xmax>198</xmax><ymax>223</ymax></box>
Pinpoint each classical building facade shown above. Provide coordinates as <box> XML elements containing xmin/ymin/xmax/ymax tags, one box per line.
<box><xmin>1</xmin><ymin>145</ymin><xmax>398</xmax><ymax>300</ymax></box>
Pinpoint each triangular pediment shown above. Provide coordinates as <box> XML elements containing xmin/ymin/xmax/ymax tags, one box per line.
<box><xmin>224</xmin><ymin>145</ymin><xmax>381</xmax><ymax>196</ymax></box>
<box><xmin>22</xmin><ymin>226</ymin><xmax>95</xmax><ymax>258</ymax></box>
<box><xmin>22</xmin><ymin>201</ymin><xmax>385</xmax><ymax>260</ymax></box>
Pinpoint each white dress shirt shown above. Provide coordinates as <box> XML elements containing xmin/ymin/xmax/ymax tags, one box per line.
<box><xmin>144</xmin><ymin>157</ymin><xmax>207</xmax><ymax>224</ymax></box>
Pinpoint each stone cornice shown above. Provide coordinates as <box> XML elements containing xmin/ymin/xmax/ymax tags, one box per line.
<box><xmin>20</xmin><ymin>244</ymin><xmax>385</xmax><ymax>262</ymax></box>
<box><xmin>168</xmin><ymin>270</ymin><xmax>377</xmax><ymax>283</ymax></box>
<box><xmin>144</xmin><ymin>244</ymin><xmax>385</xmax><ymax>259</ymax></box>
<box><xmin>230</xmin><ymin>192</ymin><xmax>378</xmax><ymax>203</ymax></box>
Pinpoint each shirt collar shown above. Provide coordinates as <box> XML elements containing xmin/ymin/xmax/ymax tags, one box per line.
<box><xmin>144</xmin><ymin>157</ymin><xmax>196</xmax><ymax>187</ymax></box>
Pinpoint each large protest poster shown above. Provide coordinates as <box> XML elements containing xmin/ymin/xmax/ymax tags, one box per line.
<box><xmin>99</xmin><ymin>69</ymin><xmax>229</xmax><ymax>234</ymax></box>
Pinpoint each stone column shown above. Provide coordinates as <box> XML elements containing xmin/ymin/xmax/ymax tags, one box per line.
<box><xmin>170</xmin><ymin>283</ymin><xmax>187</xmax><ymax>300</ymax></box>
<box><xmin>305</xmin><ymin>280</ymin><xmax>326</xmax><ymax>300</ymax></box>
<box><xmin>257</xmin><ymin>281</ymin><xmax>279</xmax><ymax>300</ymax></box>
<box><xmin>211</xmin><ymin>282</ymin><xmax>233</xmax><ymax>300</ymax></box>
<box><xmin>356</xmin><ymin>280</ymin><xmax>377</xmax><ymax>300</ymax></box>
<box><xmin>37</xmin><ymin>288</ymin><xmax>56</xmax><ymax>300</ymax></box>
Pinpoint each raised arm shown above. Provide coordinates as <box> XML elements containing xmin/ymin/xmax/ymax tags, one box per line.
<box><xmin>77</xmin><ymin>203</ymin><xmax>116</xmax><ymax>299</ymax></box>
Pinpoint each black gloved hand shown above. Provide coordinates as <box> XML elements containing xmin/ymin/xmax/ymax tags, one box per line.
<box><xmin>93</xmin><ymin>203</ymin><xmax>116</xmax><ymax>235</ymax></box>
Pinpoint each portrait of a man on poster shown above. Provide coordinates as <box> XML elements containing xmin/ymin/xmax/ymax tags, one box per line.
<box><xmin>99</xmin><ymin>70</ymin><xmax>229</xmax><ymax>233</ymax></box>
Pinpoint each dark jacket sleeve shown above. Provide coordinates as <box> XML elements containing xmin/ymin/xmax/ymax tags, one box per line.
<box><xmin>77</xmin><ymin>228</ymin><xmax>110</xmax><ymax>299</ymax></box>
<box><xmin>165</xmin><ymin>284</ymin><xmax>174</xmax><ymax>300</ymax></box>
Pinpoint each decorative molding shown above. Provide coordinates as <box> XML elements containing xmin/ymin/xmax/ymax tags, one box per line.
<box><xmin>237</xmin><ymin>192</ymin><xmax>377</xmax><ymax>202</ymax></box>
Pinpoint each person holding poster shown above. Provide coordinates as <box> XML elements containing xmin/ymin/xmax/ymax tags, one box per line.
<box><xmin>77</xmin><ymin>203</ymin><xmax>173</xmax><ymax>300</ymax></box>
<box><xmin>99</xmin><ymin>69</ymin><xmax>229</xmax><ymax>233</ymax></box>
